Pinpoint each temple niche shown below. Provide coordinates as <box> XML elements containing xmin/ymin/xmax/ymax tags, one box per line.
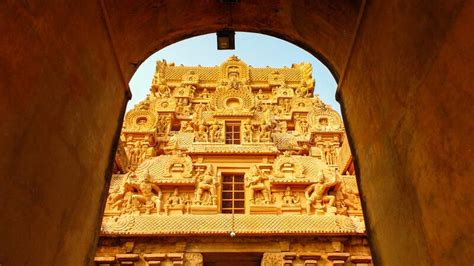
<box><xmin>95</xmin><ymin>56</ymin><xmax>372</xmax><ymax>266</ymax></box>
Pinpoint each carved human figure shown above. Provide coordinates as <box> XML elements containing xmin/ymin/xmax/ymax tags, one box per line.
<box><xmin>296</xmin><ymin>117</ymin><xmax>309</xmax><ymax>136</ymax></box>
<box><xmin>257</xmin><ymin>123</ymin><xmax>271</xmax><ymax>142</ymax></box>
<box><xmin>282</xmin><ymin>98</ymin><xmax>292</xmax><ymax>113</ymax></box>
<box><xmin>208</xmin><ymin>120</ymin><xmax>222</xmax><ymax>142</ymax></box>
<box><xmin>153</xmin><ymin>81</ymin><xmax>171</xmax><ymax>98</ymax></box>
<box><xmin>304</xmin><ymin>170</ymin><xmax>341</xmax><ymax>214</ymax></box>
<box><xmin>246</xmin><ymin>166</ymin><xmax>271</xmax><ymax>204</ymax></box>
<box><xmin>295</xmin><ymin>80</ymin><xmax>310</xmax><ymax>97</ymax></box>
<box><xmin>194</xmin><ymin>120</ymin><xmax>209</xmax><ymax>142</ymax></box>
<box><xmin>281</xmin><ymin>186</ymin><xmax>300</xmax><ymax>207</ymax></box>
<box><xmin>164</xmin><ymin>188</ymin><xmax>184</xmax><ymax>215</ymax></box>
<box><xmin>194</xmin><ymin>165</ymin><xmax>217</xmax><ymax>205</ymax></box>
<box><xmin>129</xmin><ymin>141</ymin><xmax>143</xmax><ymax>167</ymax></box>
<box><xmin>243</xmin><ymin>119</ymin><xmax>253</xmax><ymax>143</ymax></box>
<box><xmin>336</xmin><ymin>183</ymin><xmax>361</xmax><ymax>212</ymax></box>
<box><xmin>133</xmin><ymin>177</ymin><xmax>163</xmax><ymax>214</ymax></box>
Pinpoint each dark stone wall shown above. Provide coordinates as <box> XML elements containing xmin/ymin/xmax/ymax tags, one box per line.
<box><xmin>0</xmin><ymin>1</ymin><xmax>127</xmax><ymax>265</ymax></box>
<box><xmin>339</xmin><ymin>1</ymin><xmax>474</xmax><ymax>265</ymax></box>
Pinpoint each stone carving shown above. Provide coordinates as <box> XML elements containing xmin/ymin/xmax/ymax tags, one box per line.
<box><xmin>281</xmin><ymin>186</ymin><xmax>300</xmax><ymax>207</ymax></box>
<box><xmin>261</xmin><ymin>253</ymin><xmax>283</xmax><ymax>266</ymax></box>
<box><xmin>193</xmin><ymin>165</ymin><xmax>218</xmax><ymax>206</ymax></box>
<box><xmin>184</xmin><ymin>253</ymin><xmax>203</xmax><ymax>266</ymax></box>
<box><xmin>208</xmin><ymin>120</ymin><xmax>224</xmax><ymax>142</ymax></box>
<box><xmin>305</xmin><ymin>170</ymin><xmax>341</xmax><ymax>214</ymax></box>
<box><xmin>182</xmin><ymin>70</ymin><xmax>199</xmax><ymax>85</ymax></box>
<box><xmin>335</xmin><ymin>181</ymin><xmax>362</xmax><ymax>215</ymax></box>
<box><xmin>198</xmin><ymin>88</ymin><xmax>210</xmax><ymax>99</ymax></box>
<box><xmin>107</xmin><ymin>174</ymin><xmax>162</xmax><ymax>215</ymax></box>
<box><xmin>194</xmin><ymin>119</ymin><xmax>209</xmax><ymax>142</ymax></box>
<box><xmin>308</xmin><ymin>105</ymin><xmax>343</xmax><ymax>131</ymax></box>
<box><xmin>176</xmin><ymin>98</ymin><xmax>192</xmax><ymax>116</ymax></box>
<box><xmin>295</xmin><ymin>116</ymin><xmax>309</xmax><ymax>137</ymax></box>
<box><xmin>101</xmin><ymin>57</ymin><xmax>367</xmax><ymax>241</ymax></box>
<box><xmin>152</xmin><ymin>78</ymin><xmax>171</xmax><ymax>98</ymax></box>
<box><xmin>164</xmin><ymin>188</ymin><xmax>185</xmax><ymax>215</ymax></box>
<box><xmin>134</xmin><ymin>177</ymin><xmax>163</xmax><ymax>214</ymax></box>
<box><xmin>123</xmin><ymin>109</ymin><xmax>157</xmax><ymax>132</ymax></box>
<box><xmin>157</xmin><ymin>115</ymin><xmax>172</xmax><ymax>135</ymax></box>
<box><xmin>126</xmin><ymin>139</ymin><xmax>155</xmax><ymax>169</ymax></box>
<box><xmin>272</xmin><ymin>83</ymin><xmax>294</xmax><ymax>97</ymax></box>
<box><xmin>246</xmin><ymin>166</ymin><xmax>272</xmax><ymax>204</ymax></box>
<box><xmin>256</xmin><ymin>88</ymin><xmax>268</xmax><ymax>100</ymax></box>
<box><xmin>273</xmin><ymin>152</ymin><xmax>304</xmax><ymax>178</ymax></box>
<box><xmin>162</xmin><ymin>153</ymin><xmax>193</xmax><ymax>178</ymax></box>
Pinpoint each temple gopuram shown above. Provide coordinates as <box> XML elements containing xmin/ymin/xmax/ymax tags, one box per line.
<box><xmin>95</xmin><ymin>56</ymin><xmax>372</xmax><ymax>266</ymax></box>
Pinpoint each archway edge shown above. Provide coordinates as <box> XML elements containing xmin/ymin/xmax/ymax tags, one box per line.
<box><xmin>102</xmin><ymin>0</ymin><xmax>362</xmax><ymax>82</ymax></box>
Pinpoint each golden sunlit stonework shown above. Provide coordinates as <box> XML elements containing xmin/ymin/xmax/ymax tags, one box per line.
<box><xmin>96</xmin><ymin>56</ymin><xmax>372</xmax><ymax>265</ymax></box>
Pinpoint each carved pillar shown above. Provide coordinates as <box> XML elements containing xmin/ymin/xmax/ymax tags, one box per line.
<box><xmin>168</xmin><ymin>253</ymin><xmax>184</xmax><ymax>265</ymax></box>
<box><xmin>143</xmin><ymin>253</ymin><xmax>166</xmax><ymax>265</ymax></box>
<box><xmin>299</xmin><ymin>253</ymin><xmax>321</xmax><ymax>266</ymax></box>
<box><xmin>282</xmin><ymin>252</ymin><xmax>296</xmax><ymax>265</ymax></box>
<box><xmin>184</xmin><ymin>252</ymin><xmax>203</xmax><ymax>266</ymax></box>
<box><xmin>327</xmin><ymin>253</ymin><xmax>350</xmax><ymax>266</ymax></box>
<box><xmin>94</xmin><ymin>256</ymin><xmax>116</xmax><ymax>266</ymax></box>
<box><xmin>350</xmin><ymin>255</ymin><xmax>372</xmax><ymax>266</ymax></box>
<box><xmin>261</xmin><ymin>252</ymin><xmax>284</xmax><ymax>266</ymax></box>
<box><xmin>116</xmin><ymin>254</ymin><xmax>139</xmax><ymax>265</ymax></box>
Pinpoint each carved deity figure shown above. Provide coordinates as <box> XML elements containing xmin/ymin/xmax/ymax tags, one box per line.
<box><xmin>194</xmin><ymin>120</ymin><xmax>209</xmax><ymax>142</ymax></box>
<box><xmin>281</xmin><ymin>186</ymin><xmax>300</xmax><ymax>207</ymax></box>
<box><xmin>199</xmin><ymin>88</ymin><xmax>210</xmax><ymax>99</ymax></box>
<box><xmin>129</xmin><ymin>141</ymin><xmax>144</xmax><ymax>167</ymax></box>
<box><xmin>157</xmin><ymin>115</ymin><xmax>171</xmax><ymax>135</ymax></box>
<box><xmin>257</xmin><ymin>122</ymin><xmax>272</xmax><ymax>142</ymax></box>
<box><xmin>246</xmin><ymin>166</ymin><xmax>272</xmax><ymax>204</ymax></box>
<box><xmin>335</xmin><ymin>182</ymin><xmax>361</xmax><ymax>215</ymax></box>
<box><xmin>304</xmin><ymin>170</ymin><xmax>341</xmax><ymax>214</ymax></box>
<box><xmin>152</xmin><ymin>80</ymin><xmax>171</xmax><ymax>98</ymax></box>
<box><xmin>282</xmin><ymin>98</ymin><xmax>292</xmax><ymax>114</ymax></box>
<box><xmin>243</xmin><ymin>119</ymin><xmax>253</xmax><ymax>143</ymax></box>
<box><xmin>194</xmin><ymin>165</ymin><xmax>218</xmax><ymax>205</ymax></box>
<box><xmin>164</xmin><ymin>188</ymin><xmax>184</xmax><ymax>215</ymax></box>
<box><xmin>208</xmin><ymin>120</ymin><xmax>223</xmax><ymax>142</ymax></box>
<box><xmin>295</xmin><ymin>80</ymin><xmax>311</xmax><ymax>97</ymax></box>
<box><xmin>296</xmin><ymin>117</ymin><xmax>309</xmax><ymax>136</ymax></box>
<box><xmin>133</xmin><ymin>177</ymin><xmax>163</xmax><ymax>214</ymax></box>
<box><xmin>256</xmin><ymin>89</ymin><xmax>268</xmax><ymax>100</ymax></box>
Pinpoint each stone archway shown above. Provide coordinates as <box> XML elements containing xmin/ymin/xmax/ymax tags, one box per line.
<box><xmin>1</xmin><ymin>1</ymin><xmax>473</xmax><ymax>265</ymax></box>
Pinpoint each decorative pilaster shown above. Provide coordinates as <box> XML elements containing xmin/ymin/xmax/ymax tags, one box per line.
<box><xmin>168</xmin><ymin>253</ymin><xmax>184</xmax><ymax>265</ymax></box>
<box><xmin>299</xmin><ymin>253</ymin><xmax>321</xmax><ymax>266</ymax></box>
<box><xmin>116</xmin><ymin>254</ymin><xmax>139</xmax><ymax>265</ymax></box>
<box><xmin>327</xmin><ymin>252</ymin><xmax>350</xmax><ymax>266</ymax></box>
<box><xmin>143</xmin><ymin>253</ymin><xmax>166</xmax><ymax>265</ymax></box>
<box><xmin>94</xmin><ymin>256</ymin><xmax>115</xmax><ymax>266</ymax></box>
<box><xmin>350</xmin><ymin>255</ymin><xmax>372</xmax><ymax>266</ymax></box>
<box><xmin>282</xmin><ymin>252</ymin><xmax>297</xmax><ymax>265</ymax></box>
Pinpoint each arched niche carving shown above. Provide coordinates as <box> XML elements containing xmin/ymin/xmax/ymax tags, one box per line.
<box><xmin>273</xmin><ymin>153</ymin><xmax>305</xmax><ymax>178</ymax></box>
<box><xmin>123</xmin><ymin>109</ymin><xmax>158</xmax><ymax>132</ymax></box>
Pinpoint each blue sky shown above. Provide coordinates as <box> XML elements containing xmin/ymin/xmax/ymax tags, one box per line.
<box><xmin>128</xmin><ymin>32</ymin><xmax>339</xmax><ymax>112</ymax></box>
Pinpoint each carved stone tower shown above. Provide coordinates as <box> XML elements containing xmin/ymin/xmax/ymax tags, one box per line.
<box><xmin>95</xmin><ymin>56</ymin><xmax>372</xmax><ymax>266</ymax></box>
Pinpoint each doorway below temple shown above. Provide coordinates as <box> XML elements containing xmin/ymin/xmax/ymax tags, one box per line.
<box><xmin>203</xmin><ymin>252</ymin><xmax>262</xmax><ymax>266</ymax></box>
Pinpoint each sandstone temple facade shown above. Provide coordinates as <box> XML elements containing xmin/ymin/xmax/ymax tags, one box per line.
<box><xmin>95</xmin><ymin>56</ymin><xmax>372</xmax><ymax>266</ymax></box>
